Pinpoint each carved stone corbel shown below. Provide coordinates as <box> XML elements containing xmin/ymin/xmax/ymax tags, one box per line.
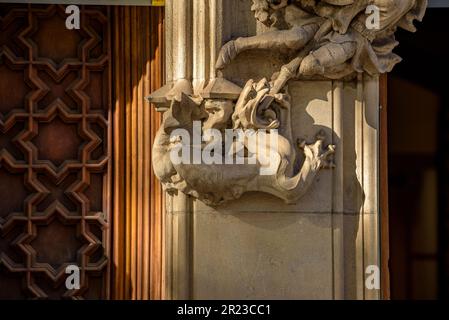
<box><xmin>148</xmin><ymin>0</ymin><xmax>427</xmax><ymax>206</ymax></box>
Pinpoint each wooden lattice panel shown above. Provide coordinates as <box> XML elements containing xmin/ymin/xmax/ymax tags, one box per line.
<box><xmin>0</xmin><ymin>4</ymin><xmax>111</xmax><ymax>299</ymax></box>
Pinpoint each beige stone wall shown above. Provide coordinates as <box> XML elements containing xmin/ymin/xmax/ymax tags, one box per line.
<box><xmin>164</xmin><ymin>77</ymin><xmax>381</xmax><ymax>299</ymax></box>
<box><xmin>162</xmin><ymin>0</ymin><xmax>381</xmax><ymax>300</ymax></box>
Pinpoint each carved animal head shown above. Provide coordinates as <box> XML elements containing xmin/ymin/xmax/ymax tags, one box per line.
<box><xmin>251</xmin><ymin>0</ymin><xmax>290</xmax><ymax>28</ymax></box>
<box><xmin>202</xmin><ymin>99</ymin><xmax>234</xmax><ymax>131</ymax></box>
<box><xmin>162</xmin><ymin>94</ymin><xmax>208</xmax><ymax>134</ymax></box>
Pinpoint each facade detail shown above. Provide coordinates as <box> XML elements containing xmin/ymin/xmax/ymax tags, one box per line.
<box><xmin>0</xmin><ymin>4</ymin><xmax>111</xmax><ymax>299</ymax></box>
<box><xmin>149</xmin><ymin>0</ymin><xmax>426</xmax><ymax>206</ymax></box>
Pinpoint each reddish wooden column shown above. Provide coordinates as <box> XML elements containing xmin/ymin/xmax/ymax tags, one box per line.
<box><xmin>112</xmin><ymin>6</ymin><xmax>164</xmax><ymax>300</ymax></box>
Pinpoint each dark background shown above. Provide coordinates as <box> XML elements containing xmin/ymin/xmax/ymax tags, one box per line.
<box><xmin>388</xmin><ymin>8</ymin><xmax>449</xmax><ymax>299</ymax></box>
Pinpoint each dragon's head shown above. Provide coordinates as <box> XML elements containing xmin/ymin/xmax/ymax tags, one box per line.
<box><xmin>251</xmin><ymin>0</ymin><xmax>290</xmax><ymax>28</ymax></box>
<box><xmin>162</xmin><ymin>94</ymin><xmax>208</xmax><ymax>134</ymax></box>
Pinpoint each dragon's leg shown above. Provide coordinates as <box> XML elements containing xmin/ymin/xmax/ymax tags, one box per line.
<box><xmin>216</xmin><ymin>24</ymin><xmax>319</xmax><ymax>70</ymax></box>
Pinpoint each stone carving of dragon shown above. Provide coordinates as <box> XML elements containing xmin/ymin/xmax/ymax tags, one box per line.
<box><xmin>150</xmin><ymin>0</ymin><xmax>426</xmax><ymax>206</ymax></box>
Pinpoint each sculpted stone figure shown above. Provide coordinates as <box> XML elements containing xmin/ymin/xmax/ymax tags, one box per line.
<box><xmin>216</xmin><ymin>0</ymin><xmax>427</xmax><ymax>87</ymax></box>
<box><xmin>152</xmin><ymin>79</ymin><xmax>335</xmax><ymax>206</ymax></box>
<box><xmin>149</xmin><ymin>0</ymin><xmax>426</xmax><ymax>206</ymax></box>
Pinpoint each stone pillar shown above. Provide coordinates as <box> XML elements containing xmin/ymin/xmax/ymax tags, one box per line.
<box><xmin>149</xmin><ymin>0</ymin><xmax>426</xmax><ymax>300</ymax></box>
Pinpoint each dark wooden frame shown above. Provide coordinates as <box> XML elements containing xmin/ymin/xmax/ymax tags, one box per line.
<box><xmin>380</xmin><ymin>74</ymin><xmax>390</xmax><ymax>300</ymax></box>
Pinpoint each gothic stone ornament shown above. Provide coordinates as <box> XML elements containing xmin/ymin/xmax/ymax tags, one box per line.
<box><xmin>152</xmin><ymin>78</ymin><xmax>335</xmax><ymax>206</ymax></box>
<box><xmin>217</xmin><ymin>0</ymin><xmax>427</xmax><ymax>81</ymax></box>
<box><xmin>150</xmin><ymin>0</ymin><xmax>426</xmax><ymax>206</ymax></box>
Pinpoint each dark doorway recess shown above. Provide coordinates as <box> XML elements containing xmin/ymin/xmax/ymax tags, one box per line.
<box><xmin>388</xmin><ymin>8</ymin><xmax>449</xmax><ymax>300</ymax></box>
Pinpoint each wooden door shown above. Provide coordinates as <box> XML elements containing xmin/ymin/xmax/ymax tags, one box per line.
<box><xmin>0</xmin><ymin>4</ymin><xmax>112</xmax><ymax>299</ymax></box>
<box><xmin>0</xmin><ymin>4</ymin><xmax>164</xmax><ymax>299</ymax></box>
